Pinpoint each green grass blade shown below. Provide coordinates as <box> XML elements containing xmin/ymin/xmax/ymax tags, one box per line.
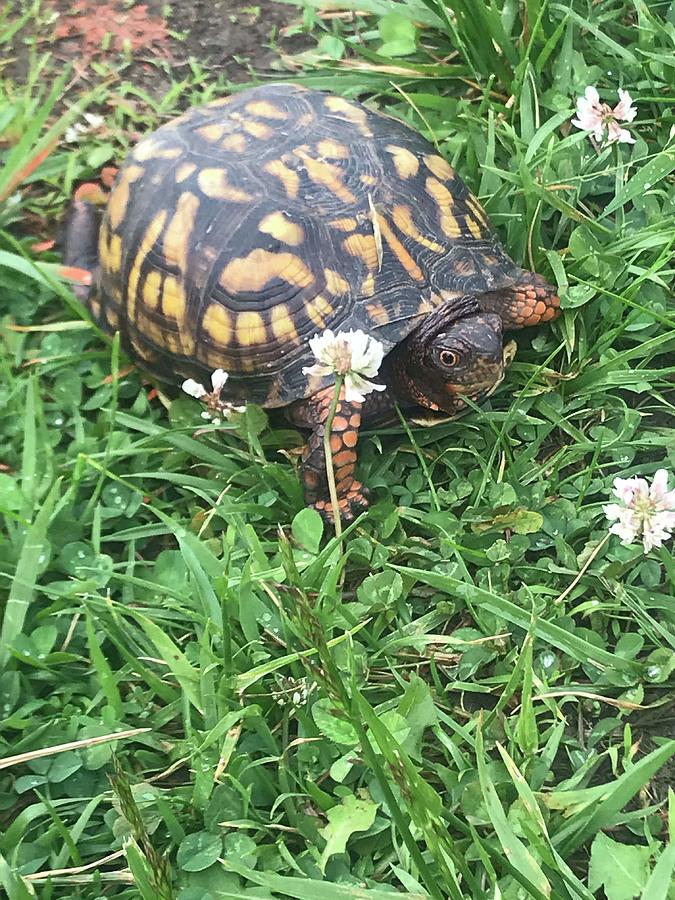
<box><xmin>223</xmin><ymin>859</ymin><xmax>428</xmax><ymax>898</ymax></box>
<box><xmin>124</xmin><ymin>609</ymin><xmax>202</xmax><ymax>712</ymax></box>
<box><xmin>476</xmin><ymin>722</ymin><xmax>551</xmax><ymax>898</ymax></box>
<box><xmin>555</xmin><ymin>740</ymin><xmax>675</xmax><ymax>855</ymax></box>
<box><xmin>599</xmin><ymin>150</ymin><xmax>675</xmax><ymax>219</ymax></box>
<box><xmin>390</xmin><ymin>566</ymin><xmax>638</xmax><ymax>674</ymax></box>
<box><xmin>640</xmin><ymin>844</ymin><xmax>675</xmax><ymax>900</ymax></box>
<box><xmin>0</xmin><ymin>851</ymin><xmax>36</xmax><ymax>899</ymax></box>
<box><xmin>0</xmin><ymin>479</ymin><xmax>60</xmax><ymax>670</ymax></box>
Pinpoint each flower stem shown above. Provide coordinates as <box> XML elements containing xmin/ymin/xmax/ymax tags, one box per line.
<box><xmin>554</xmin><ymin>531</ymin><xmax>610</xmax><ymax>605</ymax></box>
<box><xmin>323</xmin><ymin>376</ymin><xmax>344</xmax><ymax>542</ymax></box>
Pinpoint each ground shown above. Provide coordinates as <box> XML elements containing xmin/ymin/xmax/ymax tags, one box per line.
<box><xmin>10</xmin><ymin>0</ymin><xmax>310</xmax><ymax>107</ymax></box>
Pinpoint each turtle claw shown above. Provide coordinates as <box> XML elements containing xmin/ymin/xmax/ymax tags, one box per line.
<box><xmin>313</xmin><ymin>482</ymin><xmax>370</xmax><ymax>525</ymax></box>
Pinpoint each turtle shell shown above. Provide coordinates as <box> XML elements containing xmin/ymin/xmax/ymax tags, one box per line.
<box><xmin>94</xmin><ymin>82</ymin><xmax>522</xmax><ymax>407</ymax></box>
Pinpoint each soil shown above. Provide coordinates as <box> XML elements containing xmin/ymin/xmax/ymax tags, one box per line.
<box><xmin>11</xmin><ymin>0</ymin><xmax>312</xmax><ymax>106</ymax></box>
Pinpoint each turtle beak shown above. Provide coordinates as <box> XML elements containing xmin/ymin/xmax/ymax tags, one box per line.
<box><xmin>484</xmin><ymin>340</ymin><xmax>517</xmax><ymax>397</ymax></box>
<box><xmin>503</xmin><ymin>340</ymin><xmax>517</xmax><ymax>368</ymax></box>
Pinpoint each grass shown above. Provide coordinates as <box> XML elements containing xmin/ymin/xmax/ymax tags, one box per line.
<box><xmin>1</xmin><ymin>0</ymin><xmax>674</xmax><ymax>897</ymax></box>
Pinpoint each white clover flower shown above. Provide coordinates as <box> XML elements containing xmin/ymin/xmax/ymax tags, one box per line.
<box><xmin>604</xmin><ymin>469</ymin><xmax>675</xmax><ymax>553</ymax></box>
<box><xmin>302</xmin><ymin>328</ymin><xmax>386</xmax><ymax>403</ymax></box>
<box><xmin>210</xmin><ymin>368</ymin><xmax>229</xmax><ymax>392</ymax></box>
<box><xmin>64</xmin><ymin>113</ymin><xmax>107</xmax><ymax>144</ymax></box>
<box><xmin>571</xmin><ymin>86</ymin><xmax>637</xmax><ymax>145</ymax></box>
<box><xmin>182</xmin><ymin>378</ymin><xmax>207</xmax><ymax>399</ymax></box>
<box><xmin>181</xmin><ymin>368</ymin><xmax>244</xmax><ymax>420</ymax></box>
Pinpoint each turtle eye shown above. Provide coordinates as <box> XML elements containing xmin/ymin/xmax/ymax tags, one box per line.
<box><xmin>439</xmin><ymin>349</ymin><xmax>460</xmax><ymax>368</ymax></box>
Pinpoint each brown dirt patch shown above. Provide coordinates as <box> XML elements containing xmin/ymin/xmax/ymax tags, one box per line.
<box><xmin>10</xmin><ymin>0</ymin><xmax>311</xmax><ymax>107</ymax></box>
<box><xmin>54</xmin><ymin>2</ymin><xmax>170</xmax><ymax>57</ymax></box>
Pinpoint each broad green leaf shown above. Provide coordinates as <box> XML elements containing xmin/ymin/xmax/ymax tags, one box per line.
<box><xmin>588</xmin><ymin>832</ymin><xmax>651</xmax><ymax>900</ymax></box>
<box><xmin>379</xmin><ymin>12</ymin><xmax>417</xmax><ymax>56</ymax></box>
<box><xmin>177</xmin><ymin>831</ymin><xmax>223</xmax><ymax>872</ymax></box>
<box><xmin>319</xmin><ymin>793</ymin><xmax>378</xmax><ymax>872</ymax></box>
<box><xmin>0</xmin><ymin>473</ymin><xmax>23</xmax><ymax>513</ymax></box>
<box><xmin>471</xmin><ymin>507</ymin><xmax>544</xmax><ymax>535</ymax></box>
<box><xmin>312</xmin><ymin>698</ymin><xmax>359</xmax><ymax>746</ymax></box>
<box><xmin>357</xmin><ymin>570</ymin><xmax>403</xmax><ymax>609</ymax></box>
<box><xmin>291</xmin><ymin>507</ymin><xmax>323</xmax><ymax>554</ymax></box>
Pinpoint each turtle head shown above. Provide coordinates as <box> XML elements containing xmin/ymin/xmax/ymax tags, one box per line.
<box><xmin>390</xmin><ymin>297</ymin><xmax>514</xmax><ymax>416</ymax></box>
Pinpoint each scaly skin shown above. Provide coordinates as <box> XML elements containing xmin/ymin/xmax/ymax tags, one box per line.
<box><xmin>289</xmin><ymin>387</ymin><xmax>369</xmax><ymax>523</ymax></box>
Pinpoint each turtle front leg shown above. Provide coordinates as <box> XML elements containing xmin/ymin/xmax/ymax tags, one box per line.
<box><xmin>290</xmin><ymin>386</ymin><xmax>369</xmax><ymax>523</ymax></box>
<box><xmin>482</xmin><ymin>270</ymin><xmax>560</xmax><ymax>329</ymax></box>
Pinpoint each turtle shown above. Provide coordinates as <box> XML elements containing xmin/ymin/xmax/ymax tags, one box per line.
<box><xmin>64</xmin><ymin>82</ymin><xmax>560</xmax><ymax>521</ymax></box>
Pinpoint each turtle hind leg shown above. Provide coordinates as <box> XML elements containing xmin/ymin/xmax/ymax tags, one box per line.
<box><xmin>62</xmin><ymin>172</ymin><xmax>116</xmax><ymax>304</ymax></box>
<box><xmin>482</xmin><ymin>270</ymin><xmax>560</xmax><ymax>330</ymax></box>
<box><xmin>63</xmin><ymin>193</ymin><xmax>103</xmax><ymax>303</ymax></box>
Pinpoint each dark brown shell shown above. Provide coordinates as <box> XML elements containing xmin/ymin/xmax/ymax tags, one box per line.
<box><xmin>94</xmin><ymin>82</ymin><xmax>521</xmax><ymax>406</ymax></box>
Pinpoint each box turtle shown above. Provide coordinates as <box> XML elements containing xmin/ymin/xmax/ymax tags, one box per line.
<box><xmin>64</xmin><ymin>83</ymin><xmax>560</xmax><ymax>521</ymax></box>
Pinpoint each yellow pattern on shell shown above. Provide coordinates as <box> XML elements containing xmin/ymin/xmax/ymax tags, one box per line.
<box><xmin>238</xmin><ymin>117</ymin><xmax>274</xmax><ymax>140</ymax></box>
<box><xmin>375</xmin><ymin>214</ymin><xmax>424</xmax><ymax>282</ymax></box>
<box><xmin>425</xmin><ymin>177</ymin><xmax>462</xmax><ymax>238</ymax></box>
<box><xmin>304</xmin><ymin>295</ymin><xmax>334</xmax><ymax>328</ymax></box>
<box><xmin>163</xmin><ymin>192</ymin><xmax>200</xmax><ymax>273</ymax></box>
<box><xmin>127</xmin><ymin>210</ymin><xmax>168</xmax><ymax>322</ymax></box>
<box><xmin>270</xmin><ymin>304</ymin><xmax>300</xmax><ymax>343</ymax></box>
<box><xmin>424</xmin><ymin>154</ymin><xmax>456</xmax><ymax>181</ymax></box>
<box><xmin>107</xmin><ymin>164</ymin><xmax>144</xmax><ymax>229</ymax></box>
<box><xmin>202</xmin><ymin>302</ymin><xmax>233</xmax><ymax>346</ymax></box>
<box><xmin>361</xmin><ymin>274</ymin><xmax>376</xmax><ymax>296</ymax></box>
<box><xmin>258</xmin><ymin>211</ymin><xmax>305</xmax><ymax>246</ymax></box>
<box><xmin>245</xmin><ymin>100</ymin><xmax>288</xmax><ymax>119</ymax></box>
<box><xmin>162</xmin><ymin>275</ymin><xmax>186</xmax><ymax>320</ymax></box>
<box><xmin>264</xmin><ymin>159</ymin><xmax>300</xmax><ymax>199</ymax></box>
<box><xmin>198</xmin><ymin>168</ymin><xmax>253</xmax><ymax>202</ymax></box>
<box><xmin>323</xmin><ymin>96</ymin><xmax>373</xmax><ymax>136</ymax></box>
<box><xmin>205</xmin><ymin>96</ymin><xmax>233</xmax><ymax>107</ymax></box>
<box><xmin>175</xmin><ymin>162</ymin><xmax>197</xmax><ymax>183</ymax></box>
<box><xmin>221</xmin><ymin>133</ymin><xmax>247</xmax><ymax>152</ymax></box>
<box><xmin>105</xmin><ymin>304</ymin><xmax>119</xmax><ymax>329</ymax></box>
<box><xmin>236</xmin><ymin>310</ymin><xmax>267</xmax><ymax>347</ymax></box>
<box><xmin>385</xmin><ymin>145</ymin><xmax>419</xmax><ymax>179</ymax></box>
<box><xmin>324</xmin><ymin>268</ymin><xmax>351</xmax><ymax>296</ymax></box>
<box><xmin>342</xmin><ymin>232</ymin><xmax>380</xmax><ymax>269</ymax></box>
<box><xmin>466</xmin><ymin>216</ymin><xmax>483</xmax><ymax>239</ymax></box>
<box><xmin>391</xmin><ymin>205</ymin><xmax>445</xmax><ymax>253</ymax></box>
<box><xmin>329</xmin><ymin>217</ymin><xmax>358</xmax><ymax>232</ymax></box>
<box><xmin>198</xmin><ymin>124</ymin><xmax>226</xmax><ymax>142</ymax></box>
<box><xmin>133</xmin><ymin>142</ymin><xmax>182</xmax><ymax>162</ymax></box>
<box><xmin>293</xmin><ymin>149</ymin><xmax>356</xmax><ymax>205</ymax></box>
<box><xmin>366</xmin><ymin>301</ymin><xmax>390</xmax><ymax>325</ymax></box>
<box><xmin>219</xmin><ymin>249</ymin><xmax>315</xmax><ymax>294</ymax></box>
<box><xmin>104</xmin><ymin>234</ymin><xmax>123</xmax><ymax>273</ymax></box>
<box><xmin>142</xmin><ymin>270</ymin><xmax>162</xmax><ymax>310</ymax></box>
<box><xmin>466</xmin><ymin>193</ymin><xmax>488</xmax><ymax>224</ymax></box>
<box><xmin>316</xmin><ymin>140</ymin><xmax>350</xmax><ymax>159</ymax></box>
